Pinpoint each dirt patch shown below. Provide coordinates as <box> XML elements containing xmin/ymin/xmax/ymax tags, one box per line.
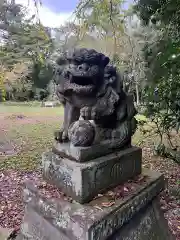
<box><xmin>3</xmin><ymin>114</ymin><xmax>60</xmax><ymax>123</ymax></box>
<box><xmin>0</xmin><ymin>115</ymin><xmax>60</xmax><ymax>130</ymax></box>
<box><xmin>0</xmin><ymin>141</ymin><xmax>19</xmax><ymax>157</ymax></box>
<box><xmin>4</xmin><ymin>114</ymin><xmax>26</xmax><ymax>120</ymax></box>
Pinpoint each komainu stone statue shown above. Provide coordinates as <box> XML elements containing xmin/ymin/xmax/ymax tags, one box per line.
<box><xmin>17</xmin><ymin>50</ymin><xmax>174</xmax><ymax>240</ymax></box>
<box><xmin>54</xmin><ymin>48</ymin><xmax>137</xmax><ymax>147</ymax></box>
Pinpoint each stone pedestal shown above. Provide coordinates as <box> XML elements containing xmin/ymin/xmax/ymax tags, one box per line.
<box><xmin>42</xmin><ymin>147</ymin><xmax>142</xmax><ymax>203</ymax></box>
<box><xmin>17</xmin><ymin>145</ymin><xmax>175</xmax><ymax>240</ymax></box>
<box><xmin>17</xmin><ymin>169</ymin><xmax>174</xmax><ymax>240</ymax></box>
<box><xmin>111</xmin><ymin>198</ymin><xmax>174</xmax><ymax>240</ymax></box>
<box><xmin>52</xmin><ymin>141</ymin><xmax>132</xmax><ymax>162</ymax></box>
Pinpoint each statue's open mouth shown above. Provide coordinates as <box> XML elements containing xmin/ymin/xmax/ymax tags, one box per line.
<box><xmin>72</xmin><ymin>76</ymin><xmax>94</xmax><ymax>86</ymax></box>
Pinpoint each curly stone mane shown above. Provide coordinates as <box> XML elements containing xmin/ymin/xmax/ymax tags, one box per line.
<box><xmin>66</xmin><ymin>48</ymin><xmax>109</xmax><ymax>66</ymax></box>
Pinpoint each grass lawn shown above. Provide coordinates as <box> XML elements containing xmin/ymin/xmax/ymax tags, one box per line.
<box><xmin>0</xmin><ymin>105</ymin><xmax>63</xmax><ymax>170</ymax></box>
<box><xmin>0</xmin><ymin>104</ymin><xmax>64</xmax><ymax>116</ymax></box>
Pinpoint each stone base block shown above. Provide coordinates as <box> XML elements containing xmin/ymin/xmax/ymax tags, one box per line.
<box><xmin>111</xmin><ymin>198</ymin><xmax>175</xmax><ymax>240</ymax></box>
<box><xmin>17</xmin><ymin>169</ymin><xmax>169</xmax><ymax>240</ymax></box>
<box><xmin>52</xmin><ymin>141</ymin><xmax>131</xmax><ymax>162</ymax></box>
<box><xmin>42</xmin><ymin>147</ymin><xmax>142</xmax><ymax>203</ymax></box>
<box><xmin>15</xmin><ymin>234</ymin><xmax>26</xmax><ymax>240</ymax></box>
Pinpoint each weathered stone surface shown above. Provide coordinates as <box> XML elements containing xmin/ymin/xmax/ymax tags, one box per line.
<box><xmin>111</xmin><ymin>199</ymin><xmax>175</xmax><ymax>240</ymax></box>
<box><xmin>54</xmin><ymin>48</ymin><xmax>137</xmax><ymax>148</ymax></box>
<box><xmin>18</xmin><ymin>169</ymin><xmax>165</xmax><ymax>240</ymax></box>
<box><xmin>20</xmin><ymin>206</ymin><xmax>70</xmax><ymax>240</ymax></box>
<box><xmin>52</xmin><ymin>141</ymin><xmax>133</xmax><ymax>162</ymax></box>
<box><xmin>16</xmin><ymin>233</ymin><xmax>32</xmax><ymax>240</ymax></box>
<box><xmin>15</xmin><ymin>234</ymin><xmax>25</xmax><ymax>240</ymax></box>
<box><xmin>42</xmin><ymin>147</ymin><xmax>142</xmax><ymax>203</ymax></box>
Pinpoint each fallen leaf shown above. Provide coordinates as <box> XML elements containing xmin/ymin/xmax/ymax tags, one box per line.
<box><xmin>101</xmin><ymin>201</ymin><xmax>115</xmax><ymax>207</ymax></box>
<box><xmin>97</xmin><ymin>194</ymin><xmax>103</xmax><ymax>197</ymax></box>
<box><xmin>123</xmin><ymin>187</ymin><xmax>129</xmax><ymax>192</ymax></box>
<box><xmin>107</xmin><ymin>191</ymin><xmax>115</xmax><ymax>197</ymax></box>
<box><xmin>94</xmin><ymin>206</ymin><xmax>103</xmax><ymax>211</ymax></box>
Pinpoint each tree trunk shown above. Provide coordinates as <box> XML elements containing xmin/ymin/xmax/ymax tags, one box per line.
<box><xmin>135</xmin><ymin>82</ymin><xmax>140</xmax><ymax>106</ymax></box>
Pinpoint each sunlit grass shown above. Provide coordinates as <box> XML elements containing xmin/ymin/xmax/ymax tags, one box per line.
<box><xmin>0</xmin><ymin>104</ymin><xmax>64</xmax><ymax>116</ymax></box>
<box><xmin>0</xmin><ymin>104</ymin><xmax>62</xmax><ymax>170</ymax></box>
<box><xmin>0</xmin><ymin>121</ymin><xmax>61</xmax><ymax>170</ymax></box>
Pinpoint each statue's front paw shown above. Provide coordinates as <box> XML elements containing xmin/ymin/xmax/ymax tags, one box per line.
<box><xmin>80</xmin><ymin>107</ymin><xmax>99</xmax><ymax>120</ymax></box>
<box><xmin>80</xmin><ymin>107</ymin><xmax>92</xmax><ymax>120</ymax></box>
<box><xmin>91</xmin><ymin>107</ymin><xmax>99</xmax><ymax>119</ymax></box>
<box><xmin>54</xmin><ymin>128</ymin><xmax>68</xmax><ymax>142</ymax></box>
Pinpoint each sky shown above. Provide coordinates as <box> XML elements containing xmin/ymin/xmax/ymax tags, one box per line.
<box><xmin>42</xmin><ymin>0</ymin><xmax>79</xmax><ymax>13</ymax></box>
<box><xmin>15</xmin><ymin>0</ymin><xmax>132</xmax><ymax>28</ymax></box>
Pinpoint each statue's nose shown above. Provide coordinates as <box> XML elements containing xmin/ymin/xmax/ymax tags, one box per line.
<box><xmin>78</xmin><ymin>63</ymin><xmax>89</xmax><ymax>71</ymax></box>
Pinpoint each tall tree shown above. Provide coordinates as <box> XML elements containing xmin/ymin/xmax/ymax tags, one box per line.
<box><xmin>120</xmin><ymin>15</ymin><xmax>158</xmax><ymax>104</ymax></box>
<box><xmin>75</xmin><ymin>0</ymin><xmax>125</xmax><ymax>57</ymax></box>
<box><xmin>74</xmin><ymin>1</ymin><xmax>151</xmax><ymax>104</ymax></box>
<box><xmin>0</xmin><ymin>0</ymin><xmax>54</xmax><ymax>100</ymax></box>
<box><xmin>0</xmin><ymin>0</ymin><xmax>53</xmax><ymax>68</ymax></box>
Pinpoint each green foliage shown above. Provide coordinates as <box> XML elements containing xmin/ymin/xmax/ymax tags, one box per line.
<box><xmin>133</xmin><ymin>0</ymin><xmax>180</xmax><ymax>159</ymax></box>
<box><xmin>74</xmin><ymin>1</ymin><xmax>150</xmax><ymax>104</ymax></box>
<box><xmin>134</xmin><ymin>0</ymin><xmax>180</xmax><ymax>86</ymax></box>
<box><xmin>76</xmin><ymin>0</ymin><xmax>124</xmax><ymax>32</ymax></box>
<box><xmin>1</xmin><ymin>20</ymin><xmax>53</xmax><ymax>68</ymax></box>
<box><xmin>31</xmin><ymin>62</ymin><xmax>53</xmax><ymax>89</ymax></box>
<box><xmin>141</xmin><ymin>75</ymin><xmax>180</xmax><ymax>160</ymax></box>
<box><xmin>135</xmin><ymin>114</ymin><xmax>148</xmax><ymax>123</ymax></box>
<box><xmin>144</xmin><ymin>74</ymin><xmax>180</xmax><ymax>133</ymax></box>
<box><xmin>0</xmin><ymin>0</ymin><xmax>54</xmax><ymax>101</ymax></box>
<box><xmin>0</xmin><ymin>66</ymin><xmax>6</xmax><ymax>102</ymax></box>
<box><xmin>75</xmin><ymin>0</ymin><xmax>125</xmax><ymax>54</ymax></box>
<box><xmin>0</xmin><ymin>89</ymin><xmax>5</xmax><ymax>102</ymax></box>
<box><xmin>134</xmin><ymin>0</ymin><xmax>180</xmax><ymax>28</ymax></box>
